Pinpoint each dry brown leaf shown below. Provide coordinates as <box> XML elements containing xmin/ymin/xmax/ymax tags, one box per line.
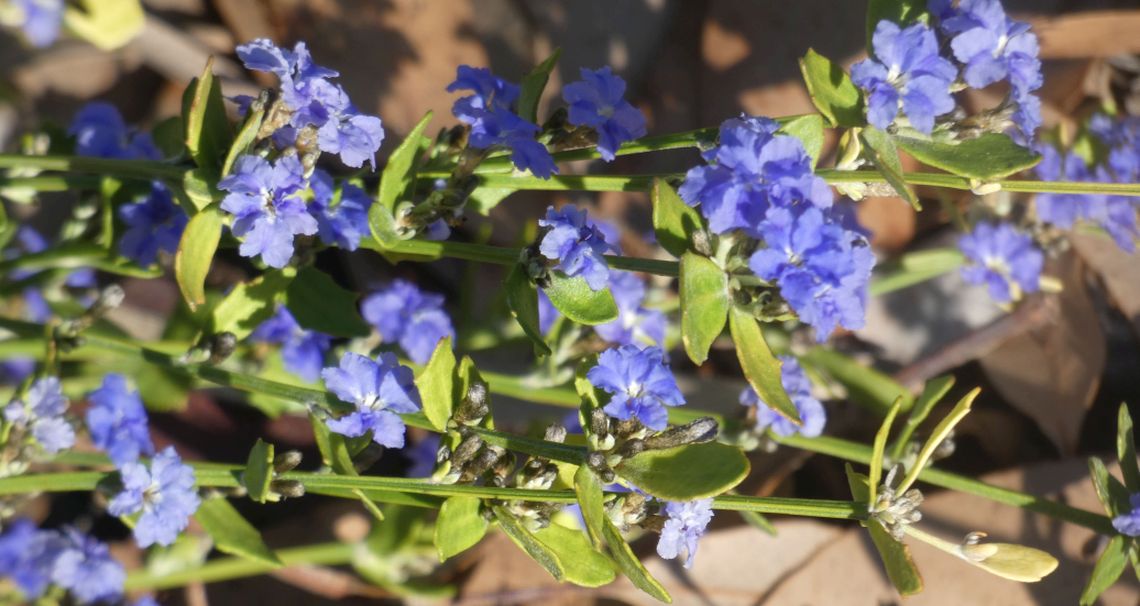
<box><xmin>1071</xmin><ymin>233</ymin><xmax>1140</xmax><ymax>342</ymax></box>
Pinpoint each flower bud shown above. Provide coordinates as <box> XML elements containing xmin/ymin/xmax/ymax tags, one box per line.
<box><xmin>273</xmin><ymin>450</ymin><xmax>303</xmax><ymax>473</ymax></box>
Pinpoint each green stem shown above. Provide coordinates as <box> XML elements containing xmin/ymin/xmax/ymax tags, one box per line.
<box><xmin>0</xmin><ymin>154</ymin><xmax>185</xmax><ymax>181</ymax></box>
<box><xmin>474</xmin><ymin>127</ymin><xmax>718</xmax><ymax>172</ymax></box>
<box><xmin>0</xmin><ymin>175</ymin><xmax>104</xmax><ymax>191</ymax></box>
<box><xmin>123</xmin><ymin>541</ymin><xmax>354</xmax><ymax>591</ymax></box>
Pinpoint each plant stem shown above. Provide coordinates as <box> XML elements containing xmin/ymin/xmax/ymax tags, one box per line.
<box><xmin>0</xmin><ymin>154</ymin><xmax>185</xmax><ymax>181</ymax></box>
<box><xmin>0</xmin><ymin>175</ymin><xmax>104</xmax><ymax>191</ymax></box>
<box><xmin>123</xmin><ymin>541</ymin><xmax>355</xmax><ymax>591</ymax></box>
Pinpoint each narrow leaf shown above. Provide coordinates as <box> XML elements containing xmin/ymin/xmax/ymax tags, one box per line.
<box><xmin>180</xmin><ymin>168</ymin><xmax>219</xmax><ymax>212</ymax></box>
<box><xmin>195</xmin><ymin>497</ymin><xmax>282</xmax><ymax>567</ymax></box>
<box><xmin>867</xmin><ymin>519</ymin><xmax>924</xmax><ymax>596</ymax></box>
<box><xmin>799</xmin><ymin>49</ymin><xmax>865</xmax><ymax>128</ymax></box>
<box><xmin>377</xmin><ymin>111</ymin><xmax>433</xmax><ymax>212</ymax></box>
<box><xmin>416</xmin><ymin>337</ymin><xmax>456</xmax><ymax>432</ymax></box>
<box><xmin>1089</xmin><ymin>457</ymin><xmax>1132</xmax><ymax>517</ymax></box>
<box><xmin>738</xmin><ymin>509</ymin><xmax>778</xmax><ymax>536</ymax></box>
<box><xmin>860</xmin><ymin>127</ymin><xmax>919</xmax><ymax>210</ymax></box>
<box><xmin>1081</xmin><ymin>535</ymin><xmax>1129</xmax><ymax>605</ymax></box>
<box><xmin>651</xmin><ymin>178</ymin><xmax>704</xmax><ymax>258</ymax></box>
<box><xmin>534</xmin><ymin>523</ymin><xmax>616</xmax><ymax>588</ymax></box>
<box><xmin>616</xmin><ymin>442</ymin><xmax>749</xmax><ymax>501</ymax></box>
<box><xmin>223</xmin><ymin>106</ymin><xmax>265</xmax><ymax>177</ymax></box>
<box><xmin>353</xmin><ymin>489</ymin><xmax>386</xmax><ymax>523</ymax></box>
<box><xmin>897</xmin><ymin>388</ymin><xmax>979</xmax><ymax>494</ymax></box>
<box><xmin>174</xmin><ymin>203</ymin><xmax>224</xmax><ymax>310</ymax></box>
<box><xmin>680</xmin><ymin>252</ymin><xmax>729</xmax><ymax>365</ymax></box>
<box><xmin>242</xmin><ymin>439</ymin><xmax>274</xmax><ymax>504</ymax></box>
<box><xmin>542</xmin><ymin>271</ymin><xmax>618</xmax><ymax>325</ymax></box>
<box><xmin>895</xmin><ymin>133</ymin><xmax>1041</xmax><ymax>180</ymax></box>
<box><xmin>435</xmin><ymin>496</ymin><xmax>488</xmax><ymax>562</ymax></box>
<box><xmin>183</xmin><ymin>57</ymin><xmax>234</xmax><ymax>176</ymax></box>
<box><xmin>890</xmin><ymin>375</ymin><xmax>956</xmax><ymax>461</ymax></box>
<box><xmin>573</xmin><ymin>465</ymin><xmax>608</xmax><ymax>548</ymax></box>
<box><xmin>602</xmin><ymin>518</ymin><xmax>672</xmax><ymax>602</ymax></box>
<box><xmin>728</xmin><ymin>307</ymin><xmax>799</xmax><ymax>422</ymax></box>
<box><xmin>779</xmin><ymin>114</ymin><xmax>825</xmax><ymax>167</ymax></box>
<box><xmin>1118</xmin><ymin>404</ymin><xmax>1140</xmax><ymax>491</ymax></box>
<box><xmin>493</xmin><ymin>506</ymin><xmax>564</xmax><ymax>581</ymax></box>
<box><xmin>367</xmin><ymin>202</ymin><xmax>402</xmax><ymax>248</ymax></box>
<box><xmin>310</xmin><ymin>412</ymin><xmax>357</xmax><ymax>477</ymax></box>
<box><xmin>283</xmin><ymin>267</ymin><xmax>370</xmax><ymax>338</ymax></box>
<box><xmin>869</xmin><ymin>397</ymin><xmax>903</xmax><ymax>506</ymax></box>
<box><xmin>209</xmin><ymin>269</ymin><xmax>294</xmax><ymax>340</ymax></box>
<box><xmin>518</xmin><ymin>49</ymin><xmax>562</xmax><ymax>125</ymax></box>
<box><xmin>504</xmin><ymin>265</ymin><xmax>552</xmax><ymax>356</ymax></box>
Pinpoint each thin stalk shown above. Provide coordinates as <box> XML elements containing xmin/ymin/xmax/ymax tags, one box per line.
<box><xmin>0</xmin><ymin>154</ymin><xmax>185</xmax><ymax>181</ymax></box>
<box><xmin>474</xmin><ymin>127</ymin><xmax>717</xmax><ymax>172</ymax></box>
<box><xmin>123</xmin><ymin>542</ymin><xmax>354</xmax><ymax>591</ymax></box>
<box><xmin>0</xmin><ymin>175</ymin><xmax>104</xmax><ymax>191</ymax></box>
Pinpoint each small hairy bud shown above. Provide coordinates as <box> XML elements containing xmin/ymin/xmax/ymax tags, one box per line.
<box><xmin>544</xmin><ymin>424</ymin><xmax>567</xmax><ymax>444</ymax></box>
<box><xmin>643</xmin><ymin>417</ymin><xmax>719</xmax><ymax>450</ymax></box>
<box><xmin>270</xmin><ymin>480</ymin><xmax>306</xmax><ymax>499</ymax></box>
<box><xmin>208</xmin><ymin>332</ymin><xmax>238</xmax><ymax>364</ymax></box>
<box><xmin>273</xmin><ymin>450</ymin><xmax>303</xmax><ymax>473</ymax></box>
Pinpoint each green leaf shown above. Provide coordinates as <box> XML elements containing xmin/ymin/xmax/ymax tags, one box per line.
<box><xmin>180</xmin><ymin>168</ymin><xmax>220</xmax><ymax>212</ymax></box>
<box><xmin>353</xmin><ymin>489</ymin><xmax>386</xmax><ymax>523</ymax></box>
<box><xmin>377</xmin><ymin>111</ymin><xmax>433</xmax><ymax>212</ymax></box>
<box><xmin>870</xmin><ymin>248</ymin><xmax>966</xmax><ymax>295</ymax></box>
<box><xmin>1119</xmin><ymin>404</ymin><xmax>1140</xmax><ymax>491</ymax></box>
<box><xmin>799</xmin><ymin>49</ymin><xmax>865</xmax><ymax>128</ymax></box>
<box><xmin>283</xmin><ymin>267</ymin><xmax>370</xmax><ymax>338</ymax></box>
<box><xmin>860</xmin><ymin>127</ymin><xmax>919</xmax><ymax>210</ymax></box>
<box><xmin>182</xmin><ymin>57</ymin><xmax>234</xmax><ymax>176</ymax></box>
<box><xmin>223</xmin><ymin>106</ymin><xmax>265</xmax><ymax>177</ymax></box>
<box><xmin>894</xmin><ymin>133</ymin><xmax>1041</xmax><ymax>180</ymax></box>
<box><xmin>1089</xmin><ymin>457</ymin><xmax>1132</xmax><ymax>517</ymax></box>
<box><xmin>728</xmin><ymin>307</ymin><xmax>799</xmax><ymax>423</ymax></box>
<box><xmin>602</xmin><ymin>518</ymin><xmax>672</xmax><ymax>602</ymax></box>
<box><xmin>63</xmin><ymin>0</ymin><xmax>144</xmax><ymax>50</ymax></box>
<box><xmin>504</xmin><ymin>265</ymin><xmax>552</xmax><ymax>356</ymax></box>
<box><xmin>866</xmin><ymin>0</ymin><xmax>928</xmax><ymax>51</ymax></box>
<box><xmin>468</xmin><ymin>188</ymin><xmax>515</xmax><ymax>215</ymax></box>
<box><xmin>1081</xmin><ymin>536</ymin><xmax>1129</xmax><ymax>606</ymax></box>
<box><xmin>367</xmin><ymin>202</ymin><xmax>403</xmax><ymax>248</ymax></box>
<box><xmin>310</xmin><ymin>412</ymin><xmax>357</xmax><ymax>476</ymax></box>
<box><xmin>960</xmin><ymin>542</ymin><xmax>1058</xmax><ymax>583</ymax></box>
<box><xmin>867</xmin><ymin>518</ymin><xmax>924</xmax><ymax>596</ymax></box>
<box><xmin>573</xmin><ymin>465</ymin><xmax>608</xmax><ymax>548</ymax></box>
<box><xmin>209</xmin><ymin>270</ymin><xmax>294</xmax><ymax>340</ymax></box>
<box><xmin>868</xmin><ymin>397</ymin><xmax>903</xmax><ymax>506</ymax></box>
<box><xmin>680</xmin><ymin>252</ymin><xmax>729</xmax><ymax>365</ymax></box>
<box><xmin>518</xmin><ymin>49</ymin><xmax>562</xmax><ymax>125</ymax></box>
<box><xmin>242</xmin><ymin>439</ymin><xmax>274</xmax><ymax>504</ymax></box>
<box><xmin>493</xmin><ymin>506</ymin><xmax>564</xmax><ymax>581</ymax></box>
<box><xmin>616</xmin><ymin>441</ymin><xmax>749</xmax><ymax>501</ymax></box>
<box><xmin>801</xmin><ymin>347</ymin><xmax>912</xmax><ymax>416</ymax></box>
<box><xmin>435</xmin><ymin>496</ymin><xmax>488</xmax><ymax>562</ymax></box>
<box><xmin>542</xmin><ymin>271</ymin><xmax>618</xmax><ymax>325</ymax></box>
<box><xmin>151</xmin><ymin>116</ymin><xmax>185</xmax><ymax>159</ymax></box>
<box><xmin>738</xmin><ymin>509</ymin><xmax>777</xmax><ymax>536</ymax></box>
<box><xmin>534</xmin><ymin>523</ymin><xmax>616</xmax><ymax>588</ymax></box>
<box><xmin>174</xmin><ymin>203</ymin><xmax>224</xmax><ymax>310</ymax></box>
<box><xmin>779</xmin><ymin>114</ymin><xmax>825</xmax><ymax>167</ymax></box>
<box><xmin>416</xmin><ymin>337</ymin><xmax>456</xmax><ymax>431</ymax></box>
<box><xmin>651</xmin><ymin>178</ymin><xmax>704</xmax><ymax>258</ymax></box>
<box><xmin>194</xmin><ymin>497</ymin><xmax>283</xmax><ymax>567</ymax></box>
<box><xmin>890</xmin><ymin>375</ymin><xmax>955</xmax><ymax>461</ymax></box>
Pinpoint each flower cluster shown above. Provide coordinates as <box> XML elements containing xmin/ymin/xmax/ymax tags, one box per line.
<box><xmin>86</xmin><ymin>373</ymin><xmax>155</xmax><ymax>465</ymax></box>
<box><xmin>323</xmin><ymin>352</ymin><xmax>422</xmax><ymax>448</ymax></box>
<box><xmin>3</xmin><ymin>376</ymin><xmax>74</xmax><ymax>454</ymax></box>
<box><xmin>1034</xmin><ymin>115</ymin><xmax>1140</xmax><ymax>252</ymax></box>
<box><xmin>854</xmin><ymin>0</ymin><xmax>1043</xmax><ymax>140</ymax></box>
<box><xmin>587</xmin><ymin>345</ymin><xmax>685</xmax><ymax>431</ymax></box>
<box><xmin>0</xmin><ymin>520</ymin><xmax>126</xmax><ymax>604</ymax></box>
<box><xmin>656</xmin><ymin>498</ymin><xmax>714</xmax><ymax>569</ymax></box>
<box><xmin>361</xmin><ymin>280</ymin><xmax>455</xmax><ymax>365</ymax></box>
<box><xmin>252</xmin><ymin>306</ymin><xmax>332</xmax><ymax>382</ymax></box>
<box><xmin>538</xmin><ymin>205</ymin><xmax>615</xmax><ymax>290</ymax></box>
<box><xmin>739</xmin><ymin>355</ymin><xmax>827</xmax><ymax>438</ymax></box>
<box><xmin>448</xmin><ymin>65</ymin><xmax>556</xmax><ymax>178</ymax></box>
<box><xmin>218</xmin><ymin>154</ymin><xmax>318</xmax><ymax>268</ymax></box>
<box><xmin>309</xmin><ymin>169</ymin><xmax>372</xmax><ymax>251</ymax></box>
<box><xmin>562</xmin><ymin>67</ymin><xmax>647</xmax><ymax>161</ymax></box>
<box><xmin>237</xmin><ymin>39</ymin><xmax>385</xmax><ymax>169</ymax></box>
<box><xmin>958</xmin><ymin>221</ymin><xmax>1043</xmax><ymax>304</ymax></box>
<box><xmin>681</xmin><ymin>115</ymin><xmax>874</xmax><ymax>341</ymax></box>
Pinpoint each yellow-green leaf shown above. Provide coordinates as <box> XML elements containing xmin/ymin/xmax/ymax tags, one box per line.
<box><xmin>779</xmin><ymin>113</ymin><xmax>826</xmax><ymax>166</ymax></box>
<box><xmin>573</xmin><ymin>465</ymin><xmax>608</xmax><ymax>549</ymax></box>
<box><xmin>241</xmin><ymin>439</ymin><xmax>274</xmax><ymax>504</ymax></box>
<box><xmin>602</xmin><ymin>518</ymin><xmax>671</xmax><ymax>602</ymax></box>
<box><xmin>895</xmin><ymin>133</ymin><xmax>1041</xmax><ymax>181</ymax></box>
<box><xmin>534</xmin><ymin>523</ymin><xmax>616</xmax><ymax>588</ymax></box>
<box><xmin>63</xmin><ymin>0</ymin><xmax>144</xmax><ymax>50</ymax></box>
<box><xmin>728</xmin><ymin>307</ymin><xmax>799</xmax><ymax>422</ymax></box>
<box><xmin>377</xmin><ymin>112</ymin><xmax>432</xmax><ymax>212</ymax></box>
<box><xmin>616</xmin><ymin>441</ymin><xmax>749</xmax><ymax>501</ymax></box>
<box><xmin>860</xmin><ymin>127</ymin><xmax>918</xmax><ymax>210</ymax></box>
<box><xmin>799</xmin><ymin>49</ymin><xmax>865</xmax><ymax>128</ymax></box>
<box><xmin>543</xmin><ymin>271</ymin><xmax>618</xmax><ymax>325</ymax></box>
<box><xmin>435</xmin><ymin>496</ymin><xmax>488</xmax><ymax>562</ymax></box>
<box><xmin>651</xmin><ymin>178</ymin><xmax>703</xmax><ymax>259</ymax></box>
<box><xmin>183</xmin><ymin>57</ymin><xmax>234</xmax><ymax>176</ymax></box>
<box><xmin>1081</xmin><ymin>535</ymin><xmax>1129</xmax><ymax>605</ymax></box>
<box><xmin>195</xmin><ymin>497</ymin><xmax>282</xmax><ymax>567</ymax></box>
<box><xmin>416</xmin><ymin>338</ymin><xmax>456</xmax><ymax>431</ymax></box>
<box><xmin>680</xmin><ymin>252</ymin><xmax>729</xmax><ymax>365</ymax></box>
<box><xmin>174</xmin><ymin>203</ymin><xmax>224</xmax><ymax>310</ymax></box>
<box><xmin>504</xmin><ymin>265</ymin><xmax>552</xmax><ymax>356</ymax></box>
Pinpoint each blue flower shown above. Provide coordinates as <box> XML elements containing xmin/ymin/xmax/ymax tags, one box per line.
<box><xmin>360</xmin><ymin>280</ymin><xmax>455</xmax><ymax>365</ymax></box>
<box><xmin>108</xmin><ymin>446</ymin><xmax>200</xmax><ymax>548</ymax></box>
<box><xmin>749</xmin><ymin>204</ymin><xmax>875</xmax><ymax>341</ymax></box>
<box><xmin>595</xmin><ymin>271</ymin><xmax>667</xmax><ymax>346</ymax></box>
<box><xmin>3</xmin><ymin>376</ymin><xmax>74</xmax><ymax>453</ymax></box>
<box><xmin>538</xmin><ymin>205</ymin><xmax>614</xmax><ymax>290</ymax></box>
<box><xmin>0</xmin><ymin>518</ymin><xmax>63</xmax><ymax>600</ymax></box>
<box><xmin>679</xmin><ymin>115</ymin><xmax>832</xmax><ymax>234</ymax></box>
<box><xmin>322</xmin><ymin>352</ymin><xmax>422</xmax><ymax>448</ymax></box>
<box><xmin>562</xmin><ymin>67</ymin><xmax>647</xmax><ymax>161</ymax></box>
<box><xmin>118</xmin><ymin>183</ymin><xmax>187</xmax><ymax>266</ymax></box>
<box><xmin>309</xmin><ymin>169</ymin><xmax>370</xmax><ymax>251</ymax></box>
<box><xmin>219</xmin><ymin>154</ymin><xmax>318</xmax><ymax>268</ymax></box>
<box><xmin>739</xmin><ymin>356</ymin><xmax>826</xmax><ymax>437</ymax></box>
<box><xmin>941</xmin><ymin>0</ymin><xmax>1042</xmax><ymax>94</ymax></box>
<box><xmin>68</xmin><ymin>102</ymin><xmax>160</xmax><ymax>160</ymax></box>
<box><xmin>404</xmin><ymin>434</ymin><xmax>440</xmax><ymax>478</ymax></box>
<box><xmin>85</xmin><ymin>373</ymin><xmax>154</xmax><ymax>466</ymax></box>
<box><xmin>51</xmin><ymin>528</ymin><xmax>126</xmax><ymax>604</ymax></box>
<box><xmin>586</xmin><ymin>345</ymin><xmax>685</xmax><ymax>431</ymax></box>
<box><xmin>251</xmin><ymin>307</ymin><xmax>332</xmax><ymax>382</ymax></box>
<box><xmin>1033</xmin><ymin>146</ymin><xmax>1096</xmax><ymax>230</ymax></box>
<box><xmin>12</xmin><ymin>0</ymin><xmax>63</xmax><ymax>47</ymax></box>
<box><xmin>656</xmin><ymin>498</ymin><xmax>714</xmax><ymax>569</ymax></box>
<box><xmin>537</xmin><ymin>289</ymin><xmax>558</xmax><ymax>334</ymax></box>
<box><xmin>1112</xmin><ymin>494</ymin><xmax>1140</xmax><ymax>536</ymax></box>
<box><xmin>448</xmin><ymin>65</ymin><xmax>556</xmax><ymax>178</ymax></box>
<box><xmin>851</xmin><ymin>21</ymin><xmax>957</xmax><ymax>134</ymax></box>
<box><xmin>958</xmin><ymin>222</ymin><xmax>1043</xmax><ymax>304</ymax></box>
<box><xmin>236</xmin><ymin>39</ymin><xmax>384</xmax><ymax>168</ymax></box>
